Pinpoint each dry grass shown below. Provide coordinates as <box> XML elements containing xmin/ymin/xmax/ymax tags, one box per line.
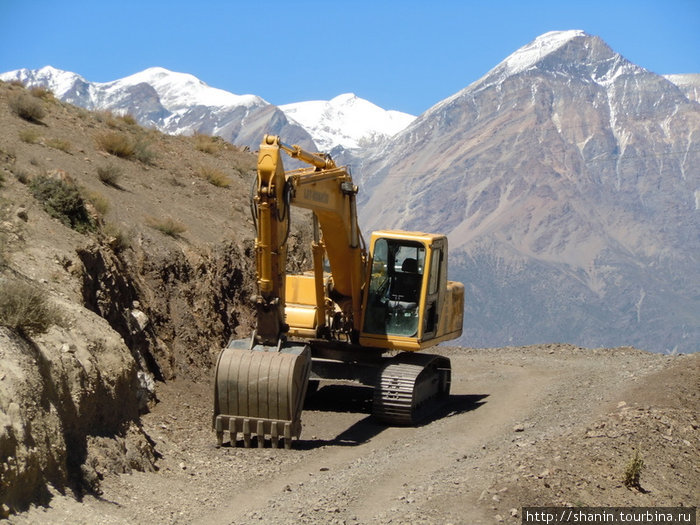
<box><xmin>623</xmin><ymin>450</ymin><xmax>645</xmax><ymax>489</ymax></box>
<box><xmin>194</xmin><ymin>133</ymin><xmax>223</xmax><ymax>154</ymax></box>
<box><xmin>29</xmin><ymin>86</ymin><xmax>54</xmax><ymax>101</ymax></box>
<box><xmin>46</xmin><ymin>138</ymin><xmax>72</xmax><ymax>153</ymax></box>
<box><xmin>96</xmin><ymin>131</ymin><xmax>135</xmax><ymax>158</ymax></box>
<box><xmin>197</xmin><ymin>165</ymin><xmax>230</xmax><ymax>187</ymax></box>
<box><xmin>19</xmin><ymin>128</ymin><xmax>41</xmax><ymax>144</ymax></box>
<box><xmin>84</xmin><ymin>189</ymin><xmax>110</xmax><ymax>216</ymax></box>
<box><xmin>146</xmin><ymin>216</ymin><xmax>187</xmax><ymax>238</ymax></box>
<box><xmin>8</xmin><ymin>93</ymin><xmax>45</xmax><ymax>122</ymax></box>
<box><xmin>97</xmin><ymin>163</ymin><xmax>123</xmax><ymax>187</ymax></box>
<box><xmin>0</xmin><ymin>279</ymin><xmax>62</xmax><ymax>337</ymax></box>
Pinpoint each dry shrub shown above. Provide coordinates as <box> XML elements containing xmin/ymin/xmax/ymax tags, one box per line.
<box><xmin>146</xmin><ymin>216</ymin><xmax>187</xmax><ymax>238</ymax></box>
<box><xmin>29</xmin><ymin>86</ymin><xmax>54</xmax><ymax>101</ymax></box>
<box><xmin>46</xmin><ymin>138</ymin><xmax>72</xmax><ymax>153</ymax></box>
<box><xmin>133</xmin><ymin>135</ymin><xmax>155</xmax><ymax>164</ymax></box>
<box><xmin>19</xmin><ymin>128</ymin><xmax>41</xmax><ymax>144</ymax></box>
<box><xmin>0</xmin><ymin>279</ymin><xmax>62</xmax><ymax>337</ymax></box>
<box><xmin>119</xmin><ymin>113</ymin><xmax>138</xmax><ymax>126</ymax></box>
<box><xmin>96</xmin><ymin>131</ymin><xmax>135</xmax><ymax>158</ymax></box>
<box><xmin>97</xmin><ymin>163</ymin><xmax>123</xmax><ymax>187</ymax></box>
<box><xmin>194</xmin><ymin>133</ymin><xmax>222</xmax><ymax>154</ymax></box>
<box><xmin>197</xmin><ymin>165</ymin><xmax>230</xmax><ymax>187</ymax></box>
<box><xmin>101</xmin><ymin>222</ymin><xmax>132</xmax><ymax>252</ymax></box>
<box><xmin>8</xmin><ymin>93</ymin><xmax>45</xmax><ymax>122</ymax></box>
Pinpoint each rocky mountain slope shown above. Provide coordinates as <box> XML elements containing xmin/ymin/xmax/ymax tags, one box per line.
<box><xmin>358</xmin><ymin>30</ymin><xmax>699</xmax><ymax>353</ymax></box>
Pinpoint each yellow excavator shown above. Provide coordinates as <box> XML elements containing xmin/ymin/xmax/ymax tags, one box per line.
<box><xmin>213</xmin><ymin>135</ymin><xmax>464</xmax><ymax>448</ymax></box>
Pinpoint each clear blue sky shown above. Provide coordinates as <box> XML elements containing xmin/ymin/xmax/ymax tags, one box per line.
<box><xmin>1</xmin><ymin>0</ymin><xmax>698</xmax><ymax>115</ymax></box>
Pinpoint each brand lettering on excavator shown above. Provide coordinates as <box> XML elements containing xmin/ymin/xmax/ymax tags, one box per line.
<box><xmin>303</xmin><ymin>188</ymin><xmax>329</xmax><ymax>204</ymax></box>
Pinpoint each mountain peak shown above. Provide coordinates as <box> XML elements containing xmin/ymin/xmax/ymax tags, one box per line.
<box><xmin>500</xmin><ymin>30</ymin><xmax>588</xmax><ymax>76</ymax></box>
<box><xmin>109</xmin><ymin>67</ymin><xmax>263</xmax><ymax>110</ymax></box>
<box><xmin>280</xmin><ymin>94</ymin><xmax>415</xmax><ymax>150</ymax></box>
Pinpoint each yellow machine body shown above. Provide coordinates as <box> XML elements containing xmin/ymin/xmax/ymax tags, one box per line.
<box><xmin>213</xmin><ymin>135</ymin><xmax>465</xmax><ymax>447</ymax></box>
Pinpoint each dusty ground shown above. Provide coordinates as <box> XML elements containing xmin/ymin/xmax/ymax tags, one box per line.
<box><xmin>7</xmin><ymin>344</ymin><xmax>698</xmax><ymax>525</ymax></box>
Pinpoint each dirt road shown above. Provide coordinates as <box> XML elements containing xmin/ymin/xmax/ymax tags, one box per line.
<box><xmin>8</xmin><ymin>345</ymin><xmax>698</xmax><ymax>525</ymax></box>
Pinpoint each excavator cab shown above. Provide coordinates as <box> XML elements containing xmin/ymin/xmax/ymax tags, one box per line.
<box><xmin>360</xmin><ymin>231</ymin><xmax>463</xmax><ymax>351</ymax></box>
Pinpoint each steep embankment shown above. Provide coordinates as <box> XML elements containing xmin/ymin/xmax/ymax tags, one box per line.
<box><xmin>0</xmin><ymin>79</ymin><xmax>307</xmax><ymax>515</ymax></box>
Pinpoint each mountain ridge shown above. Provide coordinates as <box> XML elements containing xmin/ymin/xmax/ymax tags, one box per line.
<box><xmin>0</xmin><ymin>66</ymin><xmax>414</xmax><ymax>151</ymax></box>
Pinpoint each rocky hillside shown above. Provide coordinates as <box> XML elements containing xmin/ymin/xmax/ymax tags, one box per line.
<box><xmin>358</xmin><ymin>30</ymin><xmax>699</xmax><ymax>353</ymax></box>
<box><xmin>0</xmin><ymin>79</ymin><xmax>314</xmax><ymax>515</ymax></box>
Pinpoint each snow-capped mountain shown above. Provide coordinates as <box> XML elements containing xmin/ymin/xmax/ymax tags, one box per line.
<box><xmin>358</xmin><ymin>30</ymin><xmax>699</xmax><ymax>353</ymax></box>
<box><xmin>280</xmin><ymin>94</ymin><xmax>415</xmax><ymax>151</ymax></box>
<box><xmin>0</xmin><ymin>66</ymin><xmax>414</xmax><ymax>151</ymax></box>
<box><xmin>1</xmin><ymin>66</ymin><xmax>314</xmax><ymax>149</ymax></box>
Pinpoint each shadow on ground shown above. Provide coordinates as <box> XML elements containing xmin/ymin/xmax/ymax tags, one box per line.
<box><xmin>297</xmin><ymin>385</ymin><xmax>488</xmax><ymax>449</ymax></box>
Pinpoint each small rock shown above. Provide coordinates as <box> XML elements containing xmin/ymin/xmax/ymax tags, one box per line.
<box><xmin>510</xmin><ymin>508</ymin><xmax>519</xmax><ymax>517</ymax></box>
<box><xmin>319</xmin><ymin>466</ymin><xmax>329</xmax><ymax>472</ymax></box>
<box><xmin>179</xmin><ymin>462</ymin><xmax>186</xmax><ymax>470</ymax></box>
<box><xmin>513</xmin><ymin>424</ymin><xmax>525</xmax><ymax>432</ymax></box>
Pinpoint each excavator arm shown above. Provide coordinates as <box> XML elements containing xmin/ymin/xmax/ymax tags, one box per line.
<box><xmin>253</xmin><ymin>135</ymin><xmax>366</xmax><ymax>344</ymax></box>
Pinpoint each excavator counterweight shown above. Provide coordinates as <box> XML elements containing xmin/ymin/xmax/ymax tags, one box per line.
<box><xmin>213</xmin><ymin>136</ymin><xmax>464</xmax><ymax>448</ymax></box>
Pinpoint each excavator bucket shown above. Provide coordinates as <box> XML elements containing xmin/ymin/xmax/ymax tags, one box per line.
<box><xmin>213</xmin><ymin>339</ymin><xmax>311</xmax><ymax>449</ymax></box>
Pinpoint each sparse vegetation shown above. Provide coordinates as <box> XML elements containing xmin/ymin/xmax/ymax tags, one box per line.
<box><xmin>97</xmin><ymin>163</ymin><xmax>123</xmax><ymax>187</ymax></box>
<box><xmin>29</xmin><ymin>175</ymin><xmax>95</xmax><ymax>233</ymax></box>
<box><xmin>146</xmin><ymin>216</ymin><xmax>187</xmax><ymax>238</ymax></box>
<box><xmin>13</xmin><ymin>168</ymin><xmax>30</xmax><ymax>184</ymax></box>
<box><xmin>96</xmin><ymin>131</ymin><xmax>135</xmax><ymax>158</ymax></box>
<box><xmin>46</xmin><ymin>138</ymin><xmax>72</xmax><ymax>153</ymax></box>
<box><xmin>0</xmin><ymin>233</ymin><xmax>7</xmax><ymax>267</ymax></box>
<box><xmin>0</xmin><ymin>279</ymin><xmax>62</xmax><ymax>337</ymax></box>
<box><xmin>8</xmin><ymin>93</ymin><xmax>45</xmax><ymax>123</ymax></box>
<box><xmin>132</xmin><ymin>135</ymin><xmax>156</xmax><ymax>164</ymax></box>
<box><xmin>96</xmin><ymin>131</ymin><xmax>155</xmax><ymax>164</ymax></box>
<box><xmin>101</xmin><ymin>222</ymin><xmax>132</xmax><ymax>252</ymax></box>
<box><xmin>19</xmin><ymin>128</ymin><xmax>41</xmax><ymax>144</ymax></box>
<box><xmin>197</xmin><ymin>165</ymin><xmax>230</xmax><ymax>187</ymax></box>
<box><xmin>119</xmin><ymin>113</ymin><xmax>138</xmax><ymax>126</ymax></box>
<box><xmin>29</xmin><ymin>86</ymin><xmax>54</xmax><ymax>101</ymax></box>
<box><xmin>194</xmin><ymin>133</ymin><xmax>222</xmax><ymax>154</ymax></box>
<box><xmin>623</xmin><ymin>450</ymin><xmax>645</xmax><ymax>489</ymax></box>
<box><xmin>84</xmin><ymin>189</ymin><xmax>110</xmax><ymax>216</ymax></box>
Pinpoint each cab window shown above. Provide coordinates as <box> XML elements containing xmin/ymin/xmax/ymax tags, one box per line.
<box><xmin>363</xmin><ymin>238</ymin><xmax>425</xmax><ymax>337</ymax></box>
